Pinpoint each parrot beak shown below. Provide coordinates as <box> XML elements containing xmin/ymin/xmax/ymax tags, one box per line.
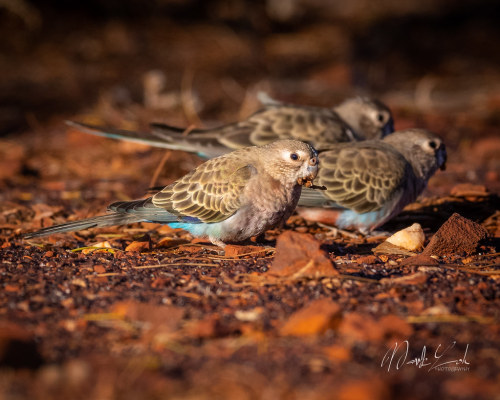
<box><xmin>438</xmin><ymin>145</ymin><xmax>447</xmax><ymax>171</ymax></box>
<box><xmin>383</xmin><ymin>120</ymin><xmax>395</xmax><ymax>137</ymax></box>
<box><xmin>297</xmin><ymin>155</ymin><xmax>319</xmax><ymax>187</ymax></box>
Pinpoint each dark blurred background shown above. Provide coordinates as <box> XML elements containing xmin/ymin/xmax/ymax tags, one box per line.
<box><xmin>1</xmin><ymin>0</ymin><xmax>500</xmax><ymax>136</ymax></box>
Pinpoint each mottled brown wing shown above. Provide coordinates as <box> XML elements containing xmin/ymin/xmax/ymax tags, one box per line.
<box><xmin>152</xmin><ymin>151</ymin><xmax>256</xmax><ymax>223</ymax></box>
<box><xmin>219</xmin><ymin>106</ymin><xmax>356</xmax><ymax>150</ymax></box>
<box><xmin>313</xmin><ymin>143</ymin><xmax>410</xmax><ymax>213</ymax></box>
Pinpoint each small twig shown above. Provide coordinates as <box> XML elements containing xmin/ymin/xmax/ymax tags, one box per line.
<box><xmin>434</xmin><ymin>263</ymin><xmax>500</xmax><ymax>275</ymax></box>
<box><xmin>407</xmin><ymin>315</ymin><xmax>495</xmax><ymax>324</ymax></box>
<box><xmin>83</xmin><ymin>312</ymin><xmax>125</xmax><ymax>321</ymax></box>
<box><xmin>149</xmin><ymin>151</ymin><xmax>172</xmax><ymax>189</ymax></box>
<box><xmin>220</xmin><ymin>248</ymin><xmax>275</xmax><ymax>259</ymax></box>
<box><xmin>132</xmin><ymin>263</ymin><xmax>219</xmax><ymax>269</ymax></box>
<box><xmin>338</xmin><ymin>274</ymin><xmax>379</xmax><ymax>283</ymax></box>
<box><xmin>70</xmin><ymin>246</ymin><xmax>116</xmax><ymax>254</ymax></box>
<box><xmin>148</xmin><ymin>124</ymin><xmax>196</xmax><ymax>189</ymax></box>
<box><xmin>182</xmin><ymin>124</ymin><xmax>196</xmax><ymax>137</ymax></box>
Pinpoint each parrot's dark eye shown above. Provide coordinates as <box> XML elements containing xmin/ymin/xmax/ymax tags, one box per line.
<box><xmin>290</xmin><ymin>153</ymin><xmax>299</xmax><ymax>161</ymax></box>
<box><xmin>428</xmin><ymin>141</ymin><xmax>437</xmax><ymax>149</ymax></box>
<box><xmin>377</xmin><ymin>113</ymin><xmax>385</xmax><ymax>122</ymax></box>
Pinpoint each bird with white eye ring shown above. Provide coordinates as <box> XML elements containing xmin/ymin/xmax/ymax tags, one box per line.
<box><xmin>296</xmin><ymin>129</ymin><xmax>447</xmax><ymax>234</ymax></box>
<box><xmin>66</xmin><ymin>97</ymin><xmax>395</xmax><ymax>159</ymax></box>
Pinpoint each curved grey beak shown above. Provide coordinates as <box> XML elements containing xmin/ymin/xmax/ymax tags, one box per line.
<box><xmin>383</xmin><ymin>120</ymin><xmax>395</xmax><ymax>137</ymax></box>
<box><xmin>438</xmin><ymin>145</ymin><xmax>447</xmax><ymax>171</ymax></box>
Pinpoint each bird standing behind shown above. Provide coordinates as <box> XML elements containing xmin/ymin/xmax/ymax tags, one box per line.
<box><xmin>24</xmin><ymin>140</ymin><xmax>319</xmax><ymax>247</ymax></box>
<box><xmin>67</xmin><ymin>97</ymin><xmax>394</xmax><ymax>158</ymax></box>
<box><xmin>297</xmin><ymin>129</ymin><xmax>447</xmax><ymax>233</ymax></box>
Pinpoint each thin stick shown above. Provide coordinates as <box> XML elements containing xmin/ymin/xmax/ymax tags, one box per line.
<box><xmin>132</xmin><ymin>263</ymin><xmax>219</xmax><ymax>269</ymax></box>
<box><xmin>407</xmin><ymin>315</ymin><xmax>495</xmax><ymax>324</ymax></box>
<box><xmin>149</xmin><ymin>151</ymin><xmax>172</xmax><ymax>189</ymax></box>
<box><xmin>148</xmin><ymin>124</ymin><xmax>196</xmax><ymax>189</ymax></box>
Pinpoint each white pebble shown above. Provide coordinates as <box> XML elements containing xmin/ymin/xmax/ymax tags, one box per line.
<box><xmin>386</xmin><ymin>223</ymin><xmax>425</xmax><ymax>251</ymax></box>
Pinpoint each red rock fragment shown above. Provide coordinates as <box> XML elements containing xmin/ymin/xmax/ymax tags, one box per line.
<box><xmin>338</xmin><ymin>378</ymin><xmax>390</xmax><ymax>400</ymax></box>
<box><xmin>338</xmin><ymin>313</ymin><xmax>413</xmax><ymax>344</ymax></box>
<box><xmin>355</xmin><ymin>255</ymin><xmax>378</xmax><ymax>264</ymax></box>
<box><xmin>112</xmin><ymin>300</ymin><xmax>184</xmax><ymax>333</ymax></box>
<box><xmin>422</xmin><ymin>213</ymin><xmax>488</xmax><ymax>256</ymax></box>
<box><xmin>450</xmin><ymin>183</ymin><xmax>488</xmax><ymax>197</ymax></box>
<box><xmin>279</xmin><ymin>299</ymin><xmax>342</xmax><ymax>337</ymax></box>
<box><xmin>224</xmin><ymin>244</ymin><xmax>267</xmax><ymax>258</ymax></box>
<box><xmin>125</xmin><ymin>240</ymin><xmax>151</xmax><ymax>252</ymax></box>
<box><xmin>156</xmin><ymin>237</ymin><xmax>190</xmax><ymax>248</ymax></box>
<box><xmin>177</xmin><ymin>245</ymin><xmax>205</xmax><ymax>254</ymax></box>
<box><xmin>93</xmin><ymin>265</ymin><xmax>106</xmax><ymax>274</ymax></box>
<box><xmin>378</xmin><ymin>314</ymin><xmax>414</xmax><ymax>338</ymax></box>
<box><xmin>270</xmin><ymin>231</ymin><xmax>338</xmax><ymax>278</ymax></box>
<box><xmin>323</xmin><ymin>345</ymin><xmax>351</xmax><ymax>362</ymax></box>
<box><xmin>4</xmin><ymin>284</ymin><xmax>19</xmax><ymax>293</ymax></box>
<box><xmin>150</xmin><ymin>277</ymin><xmax>171</xmax><ymax>288</ymax></box>
<box><xmin>183</xmin><ymin>314</ymin><xmax>220</xmax><ymax>339</ymax></box>
<box><xmin>380</xmin><ymin>272</ymin><xmax>428</xmax><ymax>286</ymax></box>
<box><xmin>400</xmin><ymin>254</ymin><xmax>439</xmax><ymax>266</ymax></box>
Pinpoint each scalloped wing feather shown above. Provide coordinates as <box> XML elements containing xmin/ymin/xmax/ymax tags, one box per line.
<box><xmin>152</xmin><ymin>152</ymin><xmax>256</xmax><ymax>223</ymax></box>
<box><xmin>316</xmin><ymin>143</ymin><xmax>410</xmax><ymax>213</ymax></box>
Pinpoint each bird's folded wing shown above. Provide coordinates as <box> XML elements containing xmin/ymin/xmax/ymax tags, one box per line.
<box><xmin>152</xmin><ymin>154</ymin><xmax>256</xmax><ymax>223</ymax></box>
<box><xmin>307</xmin><ymin>143</ymin><xmax>410</xmax><ymax>213</ymax></box>
<box><xmin>248</xmin><ymin>106</ymin><xmax>357</xmax><ymax>147</ymax></box>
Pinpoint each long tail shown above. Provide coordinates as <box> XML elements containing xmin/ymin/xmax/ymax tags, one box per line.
<box><xmin>23</xmin><ymin>198</ymin><xmax>180</xmax><ymax>239</ymax></box>
<box><xmin>23</xmin><ymin>213</ymin><xmax>142</xmax><ymax>239</ymax></box>
<box><xmin>67</xmin><ymin>121</ymin><xmax>229</xmax><ymax>158</ymax></box>
<box><xmin>66</xmin><ymin>121</ymin><xmax>202</xmax><ymax>151</ymax></box>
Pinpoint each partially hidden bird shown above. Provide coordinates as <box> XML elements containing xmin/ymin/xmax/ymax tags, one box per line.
<box><xmin>66</xmin><ymin>97</ymin><xmax>394</xmax><ymax>158</ymax></box>
<box><xmin>24</xmin><ymin>140</ymin><xmax>319</xmax><ymax>247</ymax></box>
<box><xmin>296</xmin><ymin>129</ymin><xmax>447</xmax><ymax>233</ymax></box>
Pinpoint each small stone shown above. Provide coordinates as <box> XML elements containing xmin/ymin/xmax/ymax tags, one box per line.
<box><xmin>450</xmin><ymin>183</ymin><xmax>488</xmax><ymax>197</ymax></box>
<box><xmin>386</xmin><ymin>223</ymin><xmax>425</xmax><ymax>251</ymax></box>
<box><xmin>380</xmin><ymin>272</ymin><xmax>428</xmax><ymax>286</ymax></box>
<box><xmin>156</xmin><ymin>237</ymin><xmax>190</xmax><ymax>248</ymax></box>
<box><xmin>224</xmin><ymin>245</ymin><xmax>266</xmax><ymax>258</ymax></box>
<box><xmin>400</xmin><ymin>254</ymin><xmax>439</xmax><ymax>266</ymax></box>
<box><xmin>269</xmin><ymin>231</ymin><xmax>338</xmax><ymax>278</ymax></box>
<box><xmin>125</xmin><ymin>241</ymin><xmax>151</xmax><ymax>252</ymax></box>
<box><xmin>422</xmin><ymin>213</ymin><xmax>488</xmax><ymax>256</ymax></box>
<box><xmin>279</xmin><ymin>299</ymin><xmax>341</xmax><ymax>336</ymax></box>
<box><xmin>355</xmin><ymin>255</ymin><xmax>378</xmax><ymax>265</ymax></box>
<box><xmin>93</xmin><ymin>265</ymin><xmax>106</xmax><ymax>274</ymax></box>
